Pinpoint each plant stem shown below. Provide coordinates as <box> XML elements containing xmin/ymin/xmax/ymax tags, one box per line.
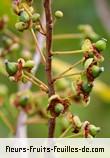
<box><xmin>23</xmin><ymin>74</ymin><xmax>40</xmax><ymax>87</ymax></box>
<box><xmin>24</xmin><ymin>71</ymin><xmax>48</xmax><ymax>90</ymax></box>
<box><xmin>54</xmin><ymin>71</ymin><xmax>83</xmax><ymax>81</ymax></box>
<box><xmin>59</xmin><ymin>124</ymin><xmax>73</xmax><ymax>138</ymax></box>
<box><xmin>23</xmin><ymin>74</ymin><xmax>48</xmax><ymax>92</ymax></box>
<box><xmin>44</xmin><ymin>0</ymin><xmax>56</xmax><ymax>138</ymax></box>
<box><xmin>52</xmin><ymin>50</ymin><xmax>84</xmax><ymax>55</ymax></box>
<box><xmin>53</xmin><ymin>33</ymin><xmax>83</xmax><ymax>40</ymax></box>
<box><xmin>54</xmin><ymin>59</ymin><xmax>84</xmax><ymax>80</ymax></box>
<box><xmin>30</xmin><ymin>28</ymin><xmax>46</xmax><ymax>64</ymax></box>
<box><xmin>22</xmin><ymin>3</ymin><xmax>32</xmax><ymax>17</ymax></box>
<box><xmin>0</xmin><ymin>111</ymin><xmax>15</xmax><ymax>134</ymax></box>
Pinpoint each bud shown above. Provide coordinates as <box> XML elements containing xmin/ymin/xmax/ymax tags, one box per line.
<box><xmin>92</xmin><ymin>65</ymin><xmax>104</xmax><ymax>78</ymax></box>
<box><xmin>35</xmin><ymin>25</ymin><xmax>41</xmax><ymax>31</ymax></box>
<box><xmin>15</xmin><ymin>22</ymin><xmax>28</xmax><ymax>31</ymax></box>
<box><xmin>84</xmin><ymin>58</ymin><xmax>93</xmax><ymax>70</ymax></box>
<box><xmin>19</xmin><ymin>11</ymin><xmax>30</xmax><ymax>22</ymax></box>
<box><xmin>73</xmin><ymin>115</ymin><xmax>82</xmax><ymax>128</ymax></box>
<box><xmin>82</xmin><ymin>82</ymin><xmax>93</xmax><ymax>94</ymax></box>
<box><xmin>9</xmin><ymin>76</ymin><xmax>16</xmax><ymax>82</ymax></box>
<box><xmin>89</xmin><ymin>124</ymin><xmax>101</xmax><ymax>137</ymax></box>
<box><xmin>95</xmin><ymin>39</ymin><xmax>107</xmax><ymax>51</ymax></box>
<box><xmin>23</xmin><ymin>60</ymin><xmax>35</xmax><ymax>69</ymax></box>
<box><xmin>55</xmin><ymin>10</ymin><xmax>63</xmax><ymax>19</ymax></box>
<box><xmin>18</xmin><ymin>58</ymin><xmax>25</xmax><ymax>66</ymax></box>
<box><xmin>55</xmin><ymin>103</ymin><xmax>64</xmax><ymax>114</ymax></box>
<box><xmin>89</xmin><ymin>33</ymin><xmax>99</xmax><ymax>42</ymax></box>
<box><xmin>19</xmin><ymin>96</ymin><xmax>29</xmax><ymax>107</ymax></box>
<box><xmin>32</xmin><ymin>13</ymin><xmax>40</xmax><ymax>22</ymax></box>
<box><xmin>5</xmin><ymin>60</ymin><xmax>18</xmax><ymax>76</ymax></box>
<box><xmin>29</xmin><ymin>7</ymin><xmax>34</xmax><ymax>14</ymax></box>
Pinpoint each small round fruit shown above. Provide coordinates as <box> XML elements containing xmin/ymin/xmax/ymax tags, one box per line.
<box><xmin>32</xmin><ymin>13</ymin><xmax>40</xmax><ymax>22</ymax></box>
<box><xmin>15</xmin><ymin>22</ymin><xmax>28</xmax><ymax>32</ymax></box>
<box><xmin>19</xmin><ymin>96</ymin><xmax>29</xmax><ymax>107</ymax></box>
<box><xmin>23</xmin><ymin>60</ymin><xmax>35</xmax><ymax>69</ymax></box>
<box><xmin>5</xmin><ymin>60</ymin><xmax>18</xmax><ymax>76</ymax></box>
<box><xmin>89</xmin><ymin>124</ymin><xmax>100</xmax><ymax>137</ymax></box>
<box><xmin>82</xmin><ymin>82</ymin><xmax>93</xmax><ymax>94</ymax></box>
<box><xmin>55</xmin><ymin>10</ymin><xmax>63</xmax><ymax>19</ymax></box>
<box><xmin>95</xmin><ymin>39</ymin><xmax>107</xmax><ymax>51</ymax></box>
<box><xmin>73</xmin><ymin>116</ymin><xmax>82</xmax><ymax>128</ymax></box>
<box><xmin>35</xmin><ymin>25</ymin><xmax>41</xmax><ymax>31</ymax></box>
<box><xmin>29</xmin><ymin>7</ymin><xmax>34</xmax><ymax>14</ymax></box>
<box><xmin>92</xmin><ymin>65</ymin><xmax>104</xmax><ymax>78</ymax></box>
<box><xmin>84</xmin><ymin>58</ymin><xmax>93</xmax><ymax>70</ymax></box>
<box><xmin>19</xmin><ymin>11</ymin><xmax>30</xmax><ymax>22</ymax></box>
<box><xmin>55</xmin><ymin>103</ymin><xmax>64</xmax><ymax>114</ymax></box>
<box><xmin>89</xmin><ymin>33</ymin><xmax>99</xmax><ymax>42</ymax></box>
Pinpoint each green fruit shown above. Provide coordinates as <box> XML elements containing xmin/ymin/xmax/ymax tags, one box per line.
<box><xmin>89</xmin><ymin>124</ymin><xmax>100</xmax><ymax>137</ymax></box>
<box><xmin>35</xmin><ymin>25</ymin><xmax>41</xmax><ymax>31</ymax></box>
<box><xmin>82</xmin><ymin>82</ymin><xmax>93</xmax><ymax>94</ymax></box>
<box><xmin>73</xmin><ymin>116</ymin><xmax>82</xmax><ymax>128</ymax></box>
<box><xmin>95</xmin><ymin>39</ymin><xmax>107</xmax><ymax>51</ymax></box>
<box><xmin>32</xmin><ymin>13</ymin><xmax>40</xmax><ymax>22</ymax></box>
<box><xmin>15</xmin><ymin>22</ymin><xmax>28</xmax><ymax>32</ymax></box>
<box><xmin>23</xmin><ymin>60</ymin><xmax>35</xmax><ymax>69</ymax></box>
<box><xmin>89</xmin><ymin>33</ymin><xmax>99</xmax><ymax>42</ymax></box>
<box><xmin>92</xmin><ymin>65</ymin><xmax>104</xmax><ymax>78</ymax></box>
<box><xmin>5</xmin><ymin>60</ymin><xmax>18</xmax><ymax>76</ymax></box>
<box><xmin>55</xmin><ymin>10</ymin><xmax>63</xmax><ymax>19</ymax></box>
<box><xmin>29</xmin><ymin>7</ymin><xmax>34</xmax><ymax>14</ymax></box>
<box><xmin>19</xmin><ymin>96</ymin><xmax>29</xmax><ymax>107</ymax></box>
<box><xmin>55</xmin><ymin>103</ymin><xmax>64</xmax><ymax>114</ymax></box>
<box><xmin>19</xmin><ymin>11</ymin><xmax>30</xmax><ymax>22</ymax></box>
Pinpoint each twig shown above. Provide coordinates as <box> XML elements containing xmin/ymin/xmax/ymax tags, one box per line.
<box><xmin>54</xmin><ymin>59</ymin><xmax>84</xmax><ymax>80</ymax></box>
<box><xmin>53</xmin><ymin>33</ymin><xmax>83</xmax><ymax>40</ymax></box>
<box><xmin>54</xmin><ymin>71</ymin><xmax>83</xmax><ymax>81</ymax></box>
<box><xmin>52</xmin><ymin>50</ymin><xmax>84</xmax><ymax>55</ymax></box>
<box><xmin>30</xmin><ymin>28</ymin><xmax>46</xmax><ymax>64</ymax></box>
<box><xmin>59</xmin><ymin>124</ymin><xmax>73</xmax><ymax>138</ymax></box>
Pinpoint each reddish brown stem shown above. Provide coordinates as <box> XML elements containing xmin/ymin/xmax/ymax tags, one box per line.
<box><xmin>44</xmin><ymin>0</ymin><xmax>56</xmax><ymax>138</ymax></box>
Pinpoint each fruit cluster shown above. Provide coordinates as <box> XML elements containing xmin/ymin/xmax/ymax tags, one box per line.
<box><xmin>65</xmin><ymin>113</ymin><xmax>100</xmax><ymax>138</ymax></box>
<box><xmin>13</xmin><ymin>0</ymin><xmax>41</xmax><ymax>32</ymax></box>
<box><xmin>73</xmin><ymin>38</ymin><xmax>106</xmax><ymax>104</ymax></box>
<box><xmin>5</xmin><ymin>58</ymin><xmax>34</xmax><ymax>82</ymax></box>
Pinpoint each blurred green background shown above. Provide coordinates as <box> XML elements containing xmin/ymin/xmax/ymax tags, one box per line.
<box><xmin>0</xmin><ymin>0</ymin><xmax>110</xmax><ymax>138</ymax></box>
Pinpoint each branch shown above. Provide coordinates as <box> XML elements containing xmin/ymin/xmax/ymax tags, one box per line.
<box><xmin>44</xmin><ymin>0</ymin><xmax>56</xmax><ymax>138</ymax></box>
